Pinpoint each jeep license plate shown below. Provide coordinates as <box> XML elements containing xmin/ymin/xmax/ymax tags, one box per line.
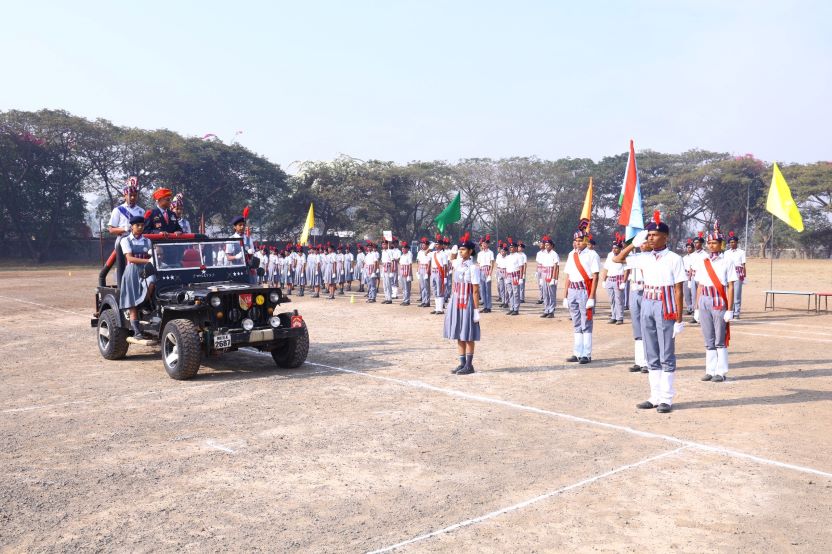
<box><xmin>213</xmin><ymin>334</ymin><xmax>232</xmax><ymax>349</ymax></box>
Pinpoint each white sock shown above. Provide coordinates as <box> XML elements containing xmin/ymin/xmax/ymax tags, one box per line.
<box><xmin>437</xmin><ymin>298</ymin><xmax>444</xmax><ymax>312</ymax></box>
<box><xmin>634</xmin><ymin>340</ymin><xmax>644</xmax><ymax>366</ymax></box>
<box><xmin>582</xmin><ymin>333</ymin><xmax>592</xmax><ymax>358</ymax></box>
<box><xmin>648</xmin><ymin>370</ymin><xmax>661</xmax><ymax>405</ymax></box>
<box><xmin>659</xmin><ymin>371</ymin><xmax>676</xmax><ymax>406</ymax></box>
<box><xmin>573</xmin><ymin>334</ymin><xmax>583</xmax><ymax>357</ymax></box>
<box><xmin>716</xmin><ymin>348</ymin><xmax>729</xmax><ymax>376</ymax></box>
<box><xmin>706</xmin><ymin>349</ymin><xmax>718</xmax><ymax>375</ymax></box>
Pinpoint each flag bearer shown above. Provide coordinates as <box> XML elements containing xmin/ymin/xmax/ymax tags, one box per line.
<box><xmin>613</xmin><ymin>212</ymin><xmax>686</xmax><ymax>414</ymax></box>
<box><xmin>562</xmin><ymin>227</ymin><xmax>600</xmax><ymax>363</ymax></box>
<box><xmin>692</xmin><ymin>222</ymin><xmax>737</xmax><ymax>382</ymax></box>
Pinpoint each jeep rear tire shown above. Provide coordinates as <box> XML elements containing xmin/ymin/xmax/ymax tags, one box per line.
<box><xmin>98</xmin><ymin>308</ymin><xmax>129</xmax><ymax>360</ymax></box>
<box><xmin>271</xmin><ymin>324</ymin><xmax>309</xmax><ymax>369</ymax></box>
<box><xmin>161</xmin><ymin>319</ymin><xmax>201</xmax><ymax>380</ymax></box>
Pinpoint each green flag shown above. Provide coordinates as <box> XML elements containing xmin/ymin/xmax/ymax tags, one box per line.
<box><xmin>434</xmin><ymin>192</ymin><xmax>461</xmax><ymax>233</ymax></box>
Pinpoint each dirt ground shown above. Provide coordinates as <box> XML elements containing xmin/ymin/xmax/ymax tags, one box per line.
<box><xmin>1</xmin><ymin>258</ymin><xmax>831</xmax><ymax>553</ymax></box>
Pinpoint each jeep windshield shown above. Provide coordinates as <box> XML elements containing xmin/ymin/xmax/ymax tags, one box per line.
<box><xmin>152</xmin><ymin>241</ymin><xmax>247</xmax><ymax>270</ymax></box>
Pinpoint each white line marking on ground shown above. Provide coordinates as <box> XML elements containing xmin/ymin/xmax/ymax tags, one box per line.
<box><xmin>730</xmin><ymin>330</ymin><xmax>832</xmax><ymax>343</ymax></box>
<box><xmin>1</xmin><ymin>400</ymin><xmax>91</xmax><ymax>414</ymax></box>
<box><xmin>0</xmin><ymin>295</ymin><xmax>88</xmax><ymax>316</ymax></box>
<box><xmin>205</xmin><ymin>439</ymin><xmax>237</xmax><ymax>454</ymax></box>
<box><xmin>301</xmin><ymin>360</ymin><xmax>832</xmax><ymax>479</ymax></box>
<box><xmin>367</xmin><ymin>446</ymin><xmax>690</xmax><ymax>553</ymax></box>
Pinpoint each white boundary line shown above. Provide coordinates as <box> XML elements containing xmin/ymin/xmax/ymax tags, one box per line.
<box><xmin>367</xmin><ymin>446</ymin><xmax>690</xmax><ymax>554</ymax></box>
<box><xmin>730</xmin><ymin>330</ymin><xmax>832</xmax><ymax>343</ymax></box>
<box><xmin>0</xmin><ymin>295</ymin><xmax>88</xmax><ymax>316</ymax></box>
<box><xmin>301</xmin><ymin>360</ymin><xmax>832</xmax><ymax>479</ymax></box>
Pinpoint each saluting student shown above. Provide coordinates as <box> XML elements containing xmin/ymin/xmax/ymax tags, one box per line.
<box><xmin>476</xmin><ymin>235</ymin><xmax>495</xmax><ymax>313</ymax></box>
<box><xmin>692</xmin><ymin>222</ymin><xmax>737</xmax><ymax>382</ymax></box>
<box><xmin>416</xmin><ymin>237</ymin><xmax>432</xmax><ymax>307</ymax></box>
<box><xmin>444</xmin><ymin>233</ymin><xmax>482</xmax><ymax>375</ymax></box>
<box><xmin>723</xmin><ymin>232</ymin><xmax>746</xmax><ymax>319</ymax></box>
<box><xmin>537</xmin><ymin>235</ymin><xmax>560</xmax><ymax>318</ymax></box>
<box><xmin>600</xmin><ymin>233</ymin><xmax>627</xmax><ymax>325</ymax></box>
<box><xmin>613</xmin><ymin>211</ymin><xmax>686</xmax><ymax>414</ymax></box>
<box><xmin>562</xmin><ymin>227</ymin><xmax>600</xmax><ymax>364</ymax></box>
<box><xmin>398</xmin><ymin>241</ymin><xmax>414</xmax><ymax>305</ymax></box>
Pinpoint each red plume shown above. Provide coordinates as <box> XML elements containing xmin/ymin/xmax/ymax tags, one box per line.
<box><xmin>242</xmin><ymin>206</ymin><xmax>250</xmax><ymax>219</ymax></box>
<box><xmin>653</xmin><ymin>210</ymin><xmax>661</xmax><ymax>225</ymax></box>
<box><xmin>729</xmin><ymin>231</ymin><xmax>735</xmax><ymax>237</ymax></box>
<box><xmin>485</xmin><ymin>234</ymin><xmax>490</xmax><ymax>241</ymax></box>
<box><xmin>144</xmin><ymin>209</ymin><xmax>152</xmax><ymax>219</ymax></box>
<box><xmin>698</xmin><ymin>231</ymin><xmax>704</xmax><ymax>238</ymax></box>
<box><xmin>435</xmin><ymin>233</ymin><xmax>441</xmax><ymax>241</ymax></box>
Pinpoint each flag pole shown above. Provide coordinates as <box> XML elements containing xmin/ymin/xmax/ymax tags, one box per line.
<box><xmin>770</xmin><ymin>213</ymin><xmax>774</xmax><ymax>290</ymax></box>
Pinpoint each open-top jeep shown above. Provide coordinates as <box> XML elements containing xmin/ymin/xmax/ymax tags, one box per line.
<box><xmin>91</xmin><ymin>234</ymin><xmax>309</xmax><ymax>380</ymax></box>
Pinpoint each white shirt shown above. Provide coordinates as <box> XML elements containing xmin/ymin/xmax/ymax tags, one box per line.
<box><xmin>504</xmin><ymin>252</ymin><xmax>523</xmax><ymax>273</ymax></box>
<box><xmin>724</xmin><ymin>247</ymin><xmax>746</xmax><ymax>267</ymax></box>
<box><xmin>391</xmin><ymin>248</ymin><xmax>402</xmax><ymax>261</ymax></box>
<box><xmin>364</xmin><ymin>251</ymin><xmax>379</xmax><ymax>268</ymax></box>
<box><xmin>380</xmin><ymin>249</ymin><xmax>394</xmax><ymax>266</ymax></box>
<box><xmin>537</xmin><ymin>249</ymin><xmax>559</xmax><ymax>268</ymax></box>
<box><xmin>268</xmin><ymin>254</ymin><xmax>278</xmax><ymax>271</ymax></box>
<box><xmin>430</xmin><ymin>249</ymin><xmax>449</xmax><ymax>270</ymax></box>
<box><xmin>453</xmin><ymin>258</ymin><xmax>481</xmax><ymax>286</ymax></box>
<box><xmin>417</xmin><ymin>250</ymin><xmax>432</xmax><ymax>266</ymax></box>
<box><xmin>603</xmin><ymin>252</ymin><xmax>626</xmax><ymax>277</ymax></box>
<box><xmin>495</xmin><ymin>253</ymin><xmax>508</xmax><ymax>269</ymax></box>
<box><xmin>626</xmin><ymin>252</ymin><xmax>646</xmax><ymax>283</ymax></box>
<box><xmin>476</xmin><ymin>249</ymin><xmax>494</xmax><ymax>266</ymax></box>
<box><xmin>692</xmin><ymin>254</ymin><xmax>738</xmax><ymax>287</ymax></box>
<box><xmin>626</xmin><ymin>248</ymin><xmax>686</xmax><ymax>287</ymax></box>
<box><xmin>563</xmin><ymin>248</ymin><xmax>601</xmax><ymax>282</ymax></box>
<box><xmin>108</xmin><ymin>202</ymin><xmax>145</xmax><ymax>232</ymax></box>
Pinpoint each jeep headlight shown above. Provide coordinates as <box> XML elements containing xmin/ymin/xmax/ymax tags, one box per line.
<box><xmin>242</xmin><ymin>318</ymin><xmax>255</xmax><ymax>331</ymax></box>
<box><xmin>269</xmin><ymin>291</ymin><xmax>280</xmax><ymax>303</ymax></box>
<box><xmin>210</xmin><ymin>296</ymin><xmax>222</xmax><ymax>308</ymax></box>
<box><xmin>269</xmin><ymin>316</ymin><xmax>281</xmax><ymax>328</ymax></box>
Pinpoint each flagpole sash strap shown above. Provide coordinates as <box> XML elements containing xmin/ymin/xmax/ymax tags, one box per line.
<box><xmin>703</xmin><ymin>258</ymin><xmax>731</xmax><ymax>346</ymax></box>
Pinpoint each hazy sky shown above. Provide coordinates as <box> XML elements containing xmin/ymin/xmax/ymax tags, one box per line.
<box><xmin>3</xmin><ymin>0</ymin><xmax>830</xmax><ymax>169</ymax></box>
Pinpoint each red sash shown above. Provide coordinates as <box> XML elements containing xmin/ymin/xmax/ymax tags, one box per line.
<box><xmin>704</xmin><ymin>258</ymin><xmax>731</xmax><ymax>347</ymax></box>
<box><xmin>572</xmin><ymin>252</ymin><xmax>594</xmax><ymax>320</ymax></box>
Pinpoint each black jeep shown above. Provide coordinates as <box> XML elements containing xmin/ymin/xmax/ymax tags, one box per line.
<box><xmin>91</xmin><ymin>235</ymin><xmax>309</xmax><ymax>380</ymax></box>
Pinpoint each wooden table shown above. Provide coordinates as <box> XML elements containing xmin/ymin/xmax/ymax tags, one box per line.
<box><xmin>815</xmin><ymin>292</ymin><xmax>832</xmax><ymax>313</ymax></box>
<box><xmin>764</xmin><ymin>290</ymin><xmax>815</xmax><ymax>311</ymax></box>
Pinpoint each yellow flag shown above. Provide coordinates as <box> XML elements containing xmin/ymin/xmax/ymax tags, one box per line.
<box><xmin>766</xmin><ymin>163</ymin><xmax>803</xmax><ymax>232</ymax></box>
<box><xmin>580</xmin><ymin>177</ymin><xmax>593</xmax><ymax>231</ymax></box>
<box><xmin>299</xmin><ymin>203</ymin><xmax>315</xmax><ymax>245</ymax></box>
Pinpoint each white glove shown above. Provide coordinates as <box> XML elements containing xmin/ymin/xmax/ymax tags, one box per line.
<box><xmin>723</xmin><ymin>311</ymin><xmax>734</xmax><ymax>322</ymax></box>
<box><xmin>673</xmin><ymin>322</ymin><xmax>685</xmax><ymax>338</ymax></box>
<box><xmin>563</xmin><ymin>298</ymin><xmax>569</xmax><ymax>309</ymax></box>
<box><xmin>407</xmin><ymin>277</ymin><xmax>412</xmax><ymax>282</ymax></box>
<box><xmin>632</xmin><ymin>229</ymin><xmax>649</xmax><ymax>247</ymax></box>
<box><xmin>688</xmin><ymin>281</ymin><xmax>694</xmax><ymax>290</ymax></box>
<box><xmin>635</xmin><ymin>283</ymin><xmax>644</xmax><ymax>291</ymax></box>
<box><xmin>618</xmin><ymin>282</ymin><xmax>626</xmax><ymax>290</ymax></box>
<box><xmin>552</xmin><ymin>280</ymin><xmax>558</xmax><ymax>286</ymax></box>
<box><xmin>519</xmin><ymin>278</ymin><xmax>525</xmax><ymax>285</ymax></box>
<box><xmin>693</xmin><ymin>309</ymin><xmax>700</xmax><ymax>322</ymax></box>
<box><xmin>486</xmin><ymin>276</ymin><xmax>492</xmax><ymax>282</ymax></box>
<box><xmin>586</xmin><ymin>299</ymin><xmax>595</xmax><ymax>309</ymax></box>
<box><xmin>472</xmin><ymin>309</ymin><xmax>480</xmax><ymax>323</ymax></box>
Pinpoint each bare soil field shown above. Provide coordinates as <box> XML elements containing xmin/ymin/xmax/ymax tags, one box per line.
<box><xmin>1</xmin><ymin>258</ymin><xmax>831</xmax><ymax>553</ymax></box>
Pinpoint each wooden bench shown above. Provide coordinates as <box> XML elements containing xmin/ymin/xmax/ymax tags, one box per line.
<box><xmin>815</xmin><ymin>292</ymin><xmax>832</xmax><ymax>313</ymax></box>
<box><xmin>764</xmin><ymin>290</ymin><xmax>815</xmax><ymax>311</ymax></box>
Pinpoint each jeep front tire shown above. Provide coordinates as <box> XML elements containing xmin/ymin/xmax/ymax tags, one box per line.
<box><xmin>271</xmin><ymin>324</ymin><xmax>309</xmax><ymax>369</ymax></box>
<box><xmin>98</xmin><ymin>308</ymin><xmax>129</xmax><ymax>360</ymax></box>
<box><xmin>161</xmin><ymin>319</ymin><xmax>201</xmax><ymax>380</ymax></box>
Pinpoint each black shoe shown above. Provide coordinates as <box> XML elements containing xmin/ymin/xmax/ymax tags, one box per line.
<box><xmin>656</xmin><ymin>403</ymin><xmax>672</xmax><ymax>413</ymax></box>
<box><xmin>510</xmin><ymin>311</ymin><xmax>519</xmax><ymax>316</ymax></box>
<box><xmin>537</xmin><ymin>300</ymin><xmax>544</xmax><ymax>304</ymax></box>
<box><xmin>133</xmin><ymin>332</ymin><xmax>147</xmax><ymax>340</ymax></box>
<box><xmin>640</xmin><ymin>366</ymin><xmax>648</xmax><ymax>373</ymax></box>
<box><xmin>401</xmin><ymin>302</ymin><xmax>410</xmax><ymax>306</ymax></box>
<box><xmin>430</xmin><ymin>310</ymin><xmax>437</xmax><ymax>314</ymax></box>
<box><xmin>636</xmin><ymin>401</ymin><xmax>656</xmax><ymax>409</ymax></box>
<box><xmin>456</xmin><ymin>366</ymin><xmax>474</xmax><ymax>375</ymax></box>
<box><xmin>566</xmin><ymin>356</ymin><xmax>580</xmax><ymax>362</ymax></box>
<box><xmin>451</xmin><ymin>364</ymin><xmax>465</xmax><ymax>374</ymax></box>
<box><xmin>540</xmin><ymin>313</ymin><xmax>549</xmax><ymax>318</ymax></box>
<box><xmin>629</xmin><ymin>364</ymin><xmax>642</xmax><ymax>372</ymax></box>
<box><xmin>579</xmin><ymin>357</ymin><xmax>591</xmax><ymax>364</ymax></box>
<box><xmin>369</xmin><ymin>299</ymin><xmax>376</xmax><ymax>303</ymax></box>
<box><xmin>616</xmin><ymin>320</ymin><xmax>624</xmax><ymax>325</ymax></box>
<box><xmin>482</xmin><ymin>308</ymin><xmax>491</xmax><ymax>313</ymax></box>
<box><xmin>607</xmin><ymin>319</ymin><xmax>617</xmax><ymax>324</ymax></box>
<box><xmin>546</xmin><ymin>313</ymin><xmax>555</xmax><ymax>318</ymax></box>
<box><xmin>701</xmin><ymin>374</ymin><xmax>713</xmax><ymax>381</ymax></box>
<box><xmin>712</xmin><ymin>375</ymin><xmax>725</xmax><ymax>382</ymax></box>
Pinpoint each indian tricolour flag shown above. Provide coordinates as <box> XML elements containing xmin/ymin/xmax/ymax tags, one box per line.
<box><xmin>618</xmin><ymin>139</ymin><xmax>645</xmax><ymax>240</ymax></box>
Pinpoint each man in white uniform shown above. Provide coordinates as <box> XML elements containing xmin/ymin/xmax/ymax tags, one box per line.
<box><xmin>398</xmin><ymin>241</ymin><xmax>414</xmax><ymax>305</ymax></box>
<box><xmin>476</xmin><ymin>235</ymin><xmax>495</xmax><ymax>313</ymax></box>
<box><xmin>562</xmin><ymin>228</ymin><xmax>600</xmax><ymax>363</ymax></box>
<box><xmin>504</xmin><ymin>239</ymin><xmax>523</xmax><ymax>316</ymax></box>
<box><xmin>430</xmin><ymin>236</ymin><xmax>449</xmax><ymax>314</ymax></box>
<box><xmin>416</xmin><ymin>237</ymin><xmax>432</xmax><ymax>307</ymax></box>
<box><xmin>682</xmin><ymin>240</ymin><xmax>696</xmax><ymax>316</ymax></box>
<box><xmin>692</xmin><ymin>223</ymin><xmax>737</xmax><ymax>382</ymax></box>
<box><xmin>537</xmin><ymin>235</ymin><xmax>560</xmax><ymax>318</ymax></box>
<box><xmin>517</xmin><ymin>240</ymin><xmax>528</xmax><ymax>303</ymax></box>
<box><xmin>613</xmin><ymin>212</ymin><xmax>686</xmax><ymax>414</ymax></box>
<box><xmin>108</xmin><ymin>182</ymin><xmax>145</xmax><ymax>246</ymax></box>
<box><xmin>600</xmin><ymin>234</ymin><xmax>627</xmax><ymax>324</ymax></box>
<box><xmin>723</xmin><ymin>232</ymin><xmax>746</xmax><ymax>319</ymax></box>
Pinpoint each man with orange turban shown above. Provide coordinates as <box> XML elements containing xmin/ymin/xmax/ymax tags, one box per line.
<box><xmin>143</xmin><ymin>187</ymin><xmax>182</xmax><ymax>234</ymax></box>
